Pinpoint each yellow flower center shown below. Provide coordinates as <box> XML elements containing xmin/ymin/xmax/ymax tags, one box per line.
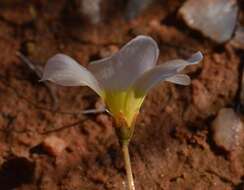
<box><xmin>104</xmin><ymin>88</ymin><xmax>145</xmax><ymax>127</ymax></box>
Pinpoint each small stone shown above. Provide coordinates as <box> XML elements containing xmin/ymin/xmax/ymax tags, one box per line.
<box><xmin>42</xmin><ymin>136</ymin><xmax>67</xmax><ymax>157</ymax></box>
<box><xmin>125</xmin><ymin>0</ymin><xmax>154</xmax><ymax>20</ymax></box>
<box><xmin>80</xmin><ymin>0</ymin><xmax>101</xmax><ymax>24</ymax></box>
<box><xmin>179</xmin><ymin>0</ymin><xmax>238</xmax><ymax>43</ymax></box>
<box><xmin>192</xmin><ymin>80</ymin><xmax>212</xmax><ymax>112</ymax></box>
<box><xmin>212</xmin><ymin>108</ymin><xmax>243</xmax><ymax>152</ymax></box>
<box><xmin>149</xmin><ymin>19</ymin><xmax>161</xmax><ymax>29</ymax></box>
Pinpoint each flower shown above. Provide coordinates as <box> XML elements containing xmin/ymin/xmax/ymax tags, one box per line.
<box><xmin>41</xmin><ymin>35</ymin><xmax>203</xmax><ymax>136</ymax></box>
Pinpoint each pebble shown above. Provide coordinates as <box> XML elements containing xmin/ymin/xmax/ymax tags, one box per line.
<box><xmin>179</xmin><ymin>0</ymin><xmax>238</xmax><ymax>43</ymax></box>
<box><xmin>212</xmin><ymin>108</ymin><xmax>243</xmax><ymax>152</ymax></box>
<box><xmin>125</xmin><ymin>0</ymin><xmax>154</xmax><ymax>20</ymax></box>
<box><xmin>80</xmin><ymin>0</ymin><xmax>101</xmax><ymax>24</ymax></box>
<box><xmin>42</xmin><ymin>136</ymin><xmax>67</xmax><ymax>157</ymax></box>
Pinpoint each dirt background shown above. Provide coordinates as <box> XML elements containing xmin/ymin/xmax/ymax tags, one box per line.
<box><xmin>0</xmin><ymin>0</ymin><xmax>243</xmax><ymax>190</ymax></box>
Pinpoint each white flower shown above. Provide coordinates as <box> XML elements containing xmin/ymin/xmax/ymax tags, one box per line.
<box><xmin>41</xmin><ymin>35</ymin><xmax>203</xmax><ymax>129</ymax></box>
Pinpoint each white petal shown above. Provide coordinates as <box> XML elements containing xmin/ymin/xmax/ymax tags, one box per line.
<box><xmin>187</xmin><ymin>51</ymin><xmax>203</xmax><ymax>65</ymax></box>
<box><xmin>88</xmin><ymin>35</ymin><xmax>159</xmax><ymax>90</ymax></box>
<box><xmin>166</xmin><ymin>74</ymin><xmax>191</xmax><ymax>85</ymax></box>
<box><xmin>41</xmin><ymin>54</ymin><xmax>103</xmax><ymax>97</ymax></box>
<box><xmin>132</xmin><ymin>52</ymin><xmax>203</xmax><ymax>96</ymax></box>
<box><xmin>162</xmin><ymin>51</ymin><xmax>203</xmax><ymax>72</ymax></box>
<box><xmin>132</xmin><ymin>64</ymin><xmax>178</xmax><ymax>96</ymax></box>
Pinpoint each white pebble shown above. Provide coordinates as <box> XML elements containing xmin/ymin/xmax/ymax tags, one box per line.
<box><xmin>212</xmin><ymin>108</ymin><xmax>243</xmax><ymax>152</ymax></box>
<box><xmin>179</xmin><ymin>0</ymin><xmax>238</xmax><ymax>43</ymax></box>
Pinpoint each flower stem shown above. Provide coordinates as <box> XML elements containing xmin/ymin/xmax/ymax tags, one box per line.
<box><xmin>122</xmin><ymin>141</ymin><xmax>135</xmax><ymax>190</ymax></box>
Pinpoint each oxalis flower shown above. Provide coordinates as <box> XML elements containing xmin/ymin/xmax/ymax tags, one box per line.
<box><xmin>42</xmin><ymin>35</ymin><xmax>202</xmax><ymax>140</ymax></box>
<box><xmin>41</xmin><ymin>35</ymin><xmax>202</xmax><ymax>190</ymax></box>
